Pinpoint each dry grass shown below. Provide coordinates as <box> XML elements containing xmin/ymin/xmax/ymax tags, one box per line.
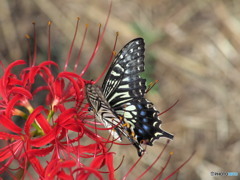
<box><xmin>0</xmin><ymin>0</ymin><xmax>240</xmax><ymax>179</ymax></box>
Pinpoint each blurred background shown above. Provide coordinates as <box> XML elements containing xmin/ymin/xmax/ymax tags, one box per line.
<box><xmin>0</xmin><ymin>0</ymin><xmax>240</xmax><ymax>179</ymax></box>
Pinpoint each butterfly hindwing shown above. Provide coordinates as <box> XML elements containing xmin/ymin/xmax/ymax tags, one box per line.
<box><xmin>118</xmin><ymin>99</ymin><xmax>174</xmax><ymax>145</ymax></box>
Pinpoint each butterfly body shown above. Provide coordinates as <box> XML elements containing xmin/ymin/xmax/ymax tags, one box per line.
<box><xmin>86</xmin><ymin>38</ymin><xmax>173</xmax><ymax>156</ymax></box>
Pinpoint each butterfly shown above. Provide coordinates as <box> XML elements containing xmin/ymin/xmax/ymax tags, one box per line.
<box><xmin>86</xmin><ymin>38</ymin><xmax>174</xmax><ymax>156</ymax></box>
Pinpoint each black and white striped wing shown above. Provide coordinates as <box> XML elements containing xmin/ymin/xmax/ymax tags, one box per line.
<box><xmin>86</xmin><ymin>84</ymin><xmax>121</xmax><ymax>140</ymax></box>
<box><xmin>86</xmin><ymin>83</ymin><xmax>145</xmax><ymax>155</ymax></box>
<box><xmin>102</xmin><ymin>38</ymin><xmax>145</xmax><ymax>107</ymax></box>
<box><xmin>102</xmin><ymin>38</ymin><xmax>174</xmax><ymax>147</ymax></box>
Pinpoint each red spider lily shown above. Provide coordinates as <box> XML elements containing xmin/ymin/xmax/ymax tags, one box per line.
<box><xmin>0</xmin><ymin>3</ymin><xmax>118</xmax><ymax>178</ymax></box>
<box><xmin>0</xmin><ymin>57</ymin><xmax>116</xmax><ymax>179</ymax></box>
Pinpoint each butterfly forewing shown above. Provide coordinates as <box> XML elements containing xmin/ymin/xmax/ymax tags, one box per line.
<box><xmin>102</xmin><ymin>38</ymin><xmax>146</xmax><ymax>107</ymax></box>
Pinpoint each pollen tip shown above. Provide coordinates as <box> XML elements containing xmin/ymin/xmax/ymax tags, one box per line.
<box><xmin>32</xmin><ymin>21</ymin><xmax>36</xmax><ymax>25</ymax></box>
<box><xmin>170</xmin><ymin>152</ymin><xmax>174</xmax><ymax>155</ymax></box>
<box><xmin>113</xmin><ymin>51</ymin><xmax>117</xmax><ymax>56</ymax></box>
<box><xmin>116</xmin><ymin>32</ymin><xmax>119</xmax><ymax>37</ymax></box>
<box><xmin>99</xmin><ymin>23</ymin><xmax>102</xmax><ymax>28</ymax></box>
<box><xmin>25</xmin><ymin>34</ymin><xmax>30</xmax><ymax>39</ymax></box>
<box><xmin>48</xmin><ymin>21</ymin><xmax>52</xmax><ymax>26</ymax></box>
<box><xmin>85</xmin><ymin>24</ymin><xmax>89</xmax><ymax>28</ymax></box>
<box><xmin>77</xmin><ymin>17</ymin><xmax>80</xmax><ymax>21</ymax></box>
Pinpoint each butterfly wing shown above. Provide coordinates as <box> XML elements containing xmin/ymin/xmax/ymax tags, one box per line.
<box><xmin>102</xmin><ymin>38</ymin><xmax>174</xmax><ymax>147</ymax></box>
<box><xmin>102</xmin><ymin>38</ymin><xmax>146</xmax><ymax>107</ymax></box>
<box><xmin>86</xmin><ymin>83</ymin><xmax>145</xmax><ymax>156</ymax></box>
<box><xmin>86</xmin><ymin>84</ymin><xmax>122</xmax><ymax>140</ymax></box>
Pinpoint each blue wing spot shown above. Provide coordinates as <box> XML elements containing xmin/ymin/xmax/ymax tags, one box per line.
<box><xmin>142</xmin><ymin>118</ymin><xmax>148</xmax><ymax>123</ymax></box>
<box><xmin>138</xmin><ymin>128</ymin><xmax>145</xmax><ymax>135</ymax></box>
<box><xmin>137</xmin><ymin>104</ymin><xmax>143</xmax><ymax>109</ymax></box>
<box><xmin>140</xmin><ymin>110</ymin><xmax>146</xmax><ymax>116</ymax></box>
<box><xmin>142</xmin><ymin>124</ymin><xmax>150</xmax><ymax>132</ymax></box>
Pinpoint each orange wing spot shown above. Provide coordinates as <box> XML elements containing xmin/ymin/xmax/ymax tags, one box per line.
<box><xmin>122</xmin><ymin>122</ymin><xmax>131</xmax><ymax>128</ymax></box>
<box><xmin>131</xmin><ymin>131</ymin><xmax>136</xmax><ymax>137</ymax></box>
<box><xmin>140</xmin><ymin>139</ymin><xmax>149</xmax><ymax>144</ymax></box>
<box><xmin>118</xmin><ymin>115</ymin><xmax>123</xmax><ymax>120</ymax></box>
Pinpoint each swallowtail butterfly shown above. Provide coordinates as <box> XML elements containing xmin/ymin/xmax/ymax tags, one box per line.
<box><xmin>86</xmin><ymin>38</ymin><xmax>174</xmax><ymax>156</ymax></box>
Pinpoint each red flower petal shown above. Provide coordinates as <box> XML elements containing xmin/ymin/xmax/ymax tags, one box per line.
<box><xmin>5</xmin><ymin>94</ymin><xmax>21</xmax><ymax>117</ymax></box>
<box><xmin>28</xmin><ymin>156</ymin><xmax>44</xmax><ymax>176</ymax></box>
<box><xmin>0</xmin><ymin>140</ymin><xmax>23</xmax><ymax>161</ymax></box>
<box><xmin>39</xmin><ymin>60</ymin><xmax>58</xmax><ymax>68</ymax></box>
<box><xmin>53</xmin><ymin>78</ymin><xmax>64</xmax><ymax>99</ymax></box>
<box><xmin>0</xmin><ymin>114</ymin><xmax>22</xmax><ymax>133</ymax></box>
<box><xmin>58</xmin><ymin>171</ymin><xmax>73</xmax><ymax>180</ymax></box>
<box><xmin>67</xmin><ymin>144</ymin><xmax>102</xmax><ymax>155</ymax></box>
<box><xmin>24</xmin><ymin>105</ymin><xmax>45</xmax><ymax>136</ymax></box>
<box><xmin>30</xmin><ymin>126</ymin><xmax>61</xmax><ymax>147</ymax></box>
<box><xmin>105</xmin><ymin>153</ymin><xmax>115</xmax><ymax>180</ymax></box>
<box><xmin>43</xmin><ymin>159</ymin><xmax>75</xmax><ymax>179</ymax></box>
<box><xmin>35</xmin><ymin>114</ymin><xmax>52</xmax><ymax>134</ymax></box>
<box><xmin>28</xmin><ymin>66</ymin><xmax>40</xmax><ymax>84</ymax></box>
<box><xmin>58</xmin><ymin>72</ymin><xmax>80</xmax><ymax>79</ymax></box>
<box><xmin>55</xmin><ymin>108</ymin><xmax>77</xmax><ymax>125</ymax></box>
<box><xmin>90</xmin><ymin>154</ymin><xmax>105</xmax><ymax>169</ymax></box>
<box><xmin>58</xmin><ymin>72</ymin><xmax>84</xmax><ymax>101</ymax></box>
<box><xmin>8</xmin><ymin>77</ymin><xmax>24</xmax><ymax>86</ymax></box>
<box><xmin>0</xmin><ymin>132</ymin><xmax>21</xmax><ymax>140</ymax></box>
<box><xmin>32</xmin><ymin>86</ymin><xmax>49</xmax><ymax>96</ymax></box>
<box><xmin>75</xmin><ymin>167</ymin><xmax>103</xmax><ymax>180</ymax></box>
<box><xmin>8</xmin><ymin>87</ymin><xmax>32</xmax><ymax>99</ymax></box>
<box><xmin>24</xmin><ymin>146</ymin><xmax>54</xmax><ymax>157</ymax></box>
<box><xmin>59</xmin><ymin>160</ymin><xmax>76</xmax><ymax>168</ymax></box>
<box><xmin>4</xmin><ymin>60</ymin><xmax>26</xmax><ymax>80</ymax></box>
